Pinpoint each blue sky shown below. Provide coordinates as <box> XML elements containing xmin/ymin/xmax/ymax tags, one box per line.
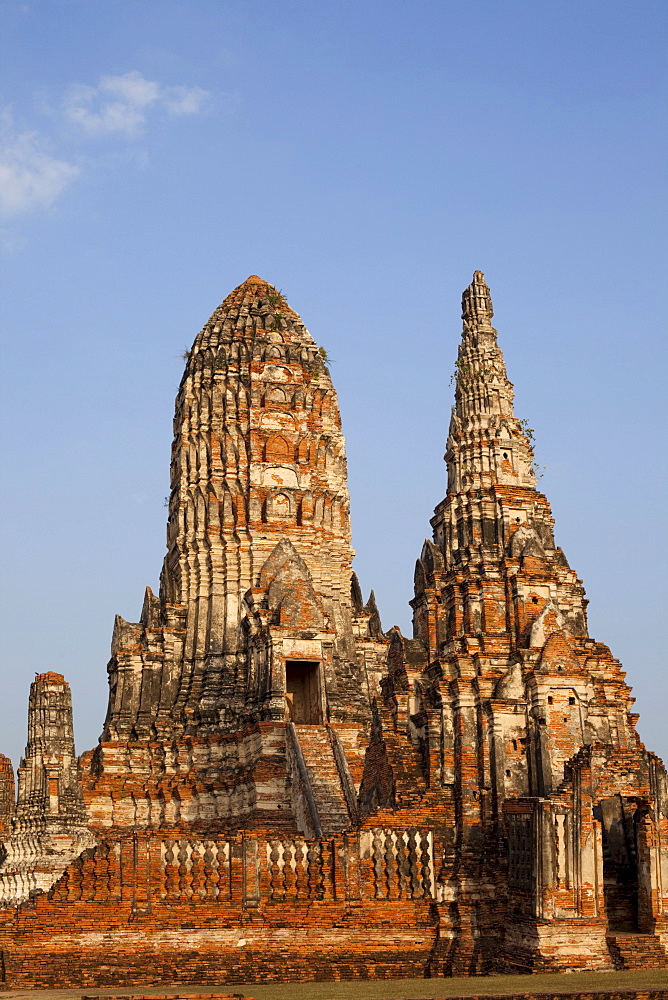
<box><xmin>1</xmin><ymin>0</ymin><xmax>666</xmax><ymax>766</ymax></box>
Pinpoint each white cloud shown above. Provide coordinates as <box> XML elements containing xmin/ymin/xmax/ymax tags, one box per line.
<box><xmin>163</xmin><ymin>85</ymin><xmax>210</xmax><ymax>117</ymax></box>
<box><xmin>63</xmin><ymin>71</ymin><xmax>210</xmax><ymax>137</ymax></box>
<box><xmin>0</xmin><ymin>112</ymin><xmax>79</xmax><ymax>217</ymax></box>
<box><xmin>0</xmin><ymin>72</ymin><xmax>211</xmax><ymax>220</ymax></box>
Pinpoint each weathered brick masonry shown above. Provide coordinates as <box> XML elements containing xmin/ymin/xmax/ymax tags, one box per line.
<box><xmin>0</xmin><ymin>273</ymin><xmax>666</xmax><ymax>987</ymax></box>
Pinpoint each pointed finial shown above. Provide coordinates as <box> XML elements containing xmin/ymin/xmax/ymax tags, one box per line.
<box><xmin>462</xmin><ymin>270</ymin><xmax>494</xmax><ymax>329</ymax></box>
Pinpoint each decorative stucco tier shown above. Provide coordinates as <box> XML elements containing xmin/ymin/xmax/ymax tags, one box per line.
<box><xmin>0</xmin><ymin>274</ymin><xmax>665</xmax><ymax>989</ymax></box>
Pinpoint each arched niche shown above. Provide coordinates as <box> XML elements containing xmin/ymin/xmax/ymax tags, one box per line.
<box><xmin>264</xmin><ymin>386</ymin><xmax>289</xmax><ymax>406</ymax></box>
<box><xmin>263</xmin><ymin>345</ymin><xmax>285</xmax><ymax>362</ymax></box>
<box><xmin>265</xmin><ymin>433</ymin><xmax>293</xmax><ymax>463</ymax></box>
<box><xmin>265</xmin><ymin>491</ymin><xmax>294</xmax><ymax>522</ymax></box>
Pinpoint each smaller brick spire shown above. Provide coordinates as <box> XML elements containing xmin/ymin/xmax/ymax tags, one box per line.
<box><xmin>0</xmin><ymin>673</ymin><xmax>94</xmax><ymax>904</ymax></box>
<box><xmin>446</xmin><ymin>271</ymin><xmax>536</xmax><ymax>493</ymax></box>
<box><xmin>0</xmin><ymin>755</ymin><xmax>15</xmax><ymax>841</ymax></box>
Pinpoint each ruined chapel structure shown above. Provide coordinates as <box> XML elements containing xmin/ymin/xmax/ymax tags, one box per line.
<box><xmin>0</xmin><ymin>272</ymin><xmax>667</xmax><ymax>987</ymax></box>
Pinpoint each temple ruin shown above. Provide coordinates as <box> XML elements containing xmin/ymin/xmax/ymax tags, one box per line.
<box><xmin>0</xmin><ymin>272</ymin><xmax>666</xmax><ymax>988</ymax></box>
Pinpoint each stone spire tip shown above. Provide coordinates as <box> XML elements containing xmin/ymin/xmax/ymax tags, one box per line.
<box><xmin>462</xmin><ymin>270</ymin><xmax>494</xmax><ymax>328</ymax></box>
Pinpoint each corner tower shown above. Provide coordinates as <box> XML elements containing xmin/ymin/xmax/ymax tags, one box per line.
<box><xmin>0</xmin><ymin>673</ymin><xmax>94</xmax><ymax>904</ymax></box>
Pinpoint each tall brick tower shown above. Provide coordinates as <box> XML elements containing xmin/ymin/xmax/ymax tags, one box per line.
<box><xmin>87</xmin><ymin>276</ymin><xmax>377</xmax><ymax>835</ymax></box>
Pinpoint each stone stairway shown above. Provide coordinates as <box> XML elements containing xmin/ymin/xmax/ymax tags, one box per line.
<box><xmin>292</xmin><ymin>725</ymin><xmax>353</xmax><ymax>837</ymax></box>
<box><xmin>607</xmin><ymin>932</ymin><xmax>668</xmax><ymax>969</ymax></box>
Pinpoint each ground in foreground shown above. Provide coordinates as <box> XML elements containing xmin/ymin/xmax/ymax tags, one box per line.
<box><xmin>1</xmin><ymin>969</ymin><xmax>667</xmax><ymax>1000</ymax></box>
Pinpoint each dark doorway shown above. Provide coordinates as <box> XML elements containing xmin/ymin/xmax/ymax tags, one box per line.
<box><xmin>285</xmin><ymin>660</ymin><xmax>322</xmax><ymax>724</ymax></box>
<box><xmin>595</xmin><ymin>795</ymin><xmax>639</xmax><ymax>931</ymax></box>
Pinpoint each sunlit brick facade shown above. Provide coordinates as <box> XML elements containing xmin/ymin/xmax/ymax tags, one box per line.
<box><xmin>0</xmin><ymin>273</ymin><xmax>665</xmax><ymax>988</ymax></box>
